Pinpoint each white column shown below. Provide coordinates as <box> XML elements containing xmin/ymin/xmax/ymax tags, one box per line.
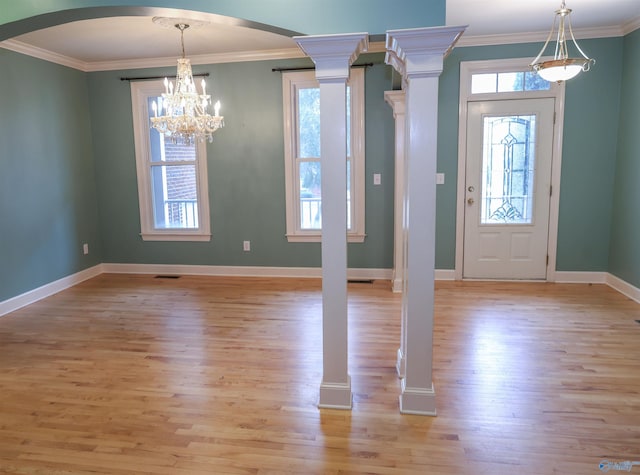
<box><xmin>295</xmin><ymin>33</ymin><xmax>368</xmax><ymax>410</ymax></box>
<box><xmin>384</xmin><ymin>91</ymin><xmax>407</xmax><ymax>295</ymax></box>
<box><xmin>385</xmin><ymin>26</ymin><xmax>466</xmax><ymax>415</ymax></box>
<box><xmin>384</xmin><ymin>90</ymin><xmax>407</xmax><ymax>378</ymax></box>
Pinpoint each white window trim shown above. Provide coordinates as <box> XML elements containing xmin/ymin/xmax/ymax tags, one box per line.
<box><xmin>130</xmin><ymin>79</ymin><xmax>211</xmax><ymax>242</ymax></box>
<box><xmin>282</xmin><ymin>68</ymin><xmax>366</xmax><ymax>243</ymax></box>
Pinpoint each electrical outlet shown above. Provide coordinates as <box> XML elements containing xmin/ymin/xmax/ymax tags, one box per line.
<box><xmin>243</xmin><ymin>240</ymin><xmax>251</xmax><ymax>252</ymax></box>
<box><xmin>83</xmin><ymin>243</ymin><xmax>89</xmax><ymax>255</ymax></box>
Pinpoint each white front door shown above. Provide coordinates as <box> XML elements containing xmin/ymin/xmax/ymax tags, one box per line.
<box><xmin>463</xmin><ymin>98</ymin><xmax>555</xmax><ymax>279</ymax></box>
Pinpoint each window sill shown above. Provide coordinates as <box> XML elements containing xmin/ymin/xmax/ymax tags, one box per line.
<box><xmin>140</xmin><ymin>232</ymin><xmax>212</xmax><ymax>242</ymax></box>
<box><xmin>286</xmin><ymin>233</ymin><xmax>366</xmax><ymax>243</ymax></box>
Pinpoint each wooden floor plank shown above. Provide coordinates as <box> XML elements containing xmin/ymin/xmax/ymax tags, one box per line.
<box><xmin>0</xmin><ymin>274</ymin><xmax>639</xmax><ymax>473</ymax></box>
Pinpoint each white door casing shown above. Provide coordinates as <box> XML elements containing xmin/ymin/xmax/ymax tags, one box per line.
<box><xmin>455</xmin><ymin>58</ymin><xmax>566</xmax><ymax>282</ymax></box>
<box><xmin>463</xmin><ymin>98</ymin><xmax>555</xmax><ymax>279</ymax></box>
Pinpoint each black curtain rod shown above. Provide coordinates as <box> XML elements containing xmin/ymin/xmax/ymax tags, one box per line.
<box><xmin>272</xmin><ymin>62</ymin><xmax>374</xmax><ymax>73</ymax></box>
<box><xmin>120</xmin><ymin>73</ymin><xmax>210</xmax><ymax>82</ymax></box>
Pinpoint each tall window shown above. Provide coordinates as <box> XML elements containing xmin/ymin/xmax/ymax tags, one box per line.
<box><xmin>131</xmin><ymin>80</ymin><xmax>211</xmax><ymax>241</ymax></box>
<box><xmin>282</xmin><ymin>69</ymin><xmax>365</xmax><ymax>242</ymax></box>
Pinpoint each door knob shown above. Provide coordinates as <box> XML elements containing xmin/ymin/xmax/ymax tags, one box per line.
<box><xmin>467</xmin><ymin>198</ymin><xmax>475</xmax><ymax>205</ymax></box>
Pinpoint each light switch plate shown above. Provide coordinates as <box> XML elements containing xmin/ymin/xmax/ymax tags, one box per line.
<box><xmin>373</xmin><ymin>173</ymin><xmax>381</xmax><ymax>185</ymax></box>
<box><xmin>436</xmin><ymin>173</ymin><xmax>445</xmax><ymax>185</ymax></box>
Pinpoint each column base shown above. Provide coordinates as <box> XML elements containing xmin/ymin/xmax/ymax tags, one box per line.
<box><xmin>391</xmin><ymin>276</ymin><xmax>403</xmax><ymax>293</ymax></box>
<box><xmin>319</xmin><ymin>376</ymin><xmax>353</xmax><ymax>410</ymax></box>
<box><xmin>396</xmin><ymin>348</ymin><xmax>406</xmax><ymax>379</ymax></box>
<box><xmin>399</xmin><ymin>379</ymin><xmax>436</xmax><ymax>416</ymax></box>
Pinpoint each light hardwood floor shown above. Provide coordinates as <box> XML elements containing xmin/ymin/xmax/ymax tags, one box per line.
<box><xmin>0</xmin><ymin>274</ymin><xmax>639</xmax><ymax>474</ymax></box>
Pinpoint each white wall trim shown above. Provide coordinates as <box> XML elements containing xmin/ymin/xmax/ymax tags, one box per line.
<box><xmin>3</xmin><ymin>266</ymin><xmax>637</xmax><ymax>317</ymax></box>
<box><xmin>553</xmin><ymin>271</ymin><xmax>607</xmax><ymax>284</ymax></box>
<box><xmin>622</xmin><ymin>16</ymin><xmax>640</xmax><ymax>36</ymax></box>
<box><xmin>4</xmin><ymin>17</ymin><xmax>639</xmax><ymax>73</ymax></box>
<box><xmin>85</xmin><ymin>48</ymin><xmax>306</xmax><ymax>72</ymax></box>
<box><xmin>102</xmin><ymin>263</ymin><xmax>392</xmax><ymax>280</ymax></box>
<box><xmin>0</xmin><ymin>265</ymin><xmax>103</xmax><ymax>317</ymax></box>
<box><xmin>0</xmin><ymin>39</ymin><xmax>89</xmax><ymax>70</ymax></box>
<box><xmin>435</xmin><ymin>269</ymin><xmax>456</xmax><ymax>281</ymax></box>
<box><xmin>0</xmin><ymin>39</ymin><xmax>307</xmax><ymax>72</ymax></box>
<box><xmin>606</xmin><ymin>273</ymin><xmax>640</xmax><ymax>304</ymax></box>
<box><xmin>455</xmin><ymin>25</ymin><xmax>628</xmax><ymax>48</ymax></box>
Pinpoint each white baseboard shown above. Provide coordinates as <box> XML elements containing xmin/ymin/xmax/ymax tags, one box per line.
<box><xmin>435</xmin><ymin>269</ymin><xmax>456</xmax><ymax>281</ymax></box>
<box><xmin>552</xmin><ymin>271</ymin><xmax>640</xmax><ymax>304</ymax></box>
<box><xmin>0</xmin><ymin>264</ymin><xmax>103</xmax><ymax>317</ymax></box>
<box><xmin>553</xmin><ymin>271</ymin><xmax>607</xmax><ymax>283</ymax></box>
<box><xmin>606</xmin><ymin>273</ymin><xmax>640</xmax><ymax>304</ymax></box>
<box><xmin>102</xmin><ymin>263</ymin><xmax>392</xmax><ymax>280</ymax></box>
<box><xmin>3</xmin><ymin>265</ymin><xmax>638</xmax><ymax>318</ymax></box>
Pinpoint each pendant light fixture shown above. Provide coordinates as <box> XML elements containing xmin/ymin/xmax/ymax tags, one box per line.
<box><xmin>530</xmin><ymin>1</ymin><xmax>595</xmax><ymax>83</ymax></box>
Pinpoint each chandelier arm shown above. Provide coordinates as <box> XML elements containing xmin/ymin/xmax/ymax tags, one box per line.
<box><xmin>554</xmin><ymin>22</ymin><xmax>563</xmax><ymax>60</ymax></box>
<box><xmin>530</xmin><ymin>14</ymin><xmax>558</xmax><ymax>67</ymax></box>
<box><xmin>565</xmin><ymin>15</ymin><xmax>592</xmax><ymax>61</ymax></box>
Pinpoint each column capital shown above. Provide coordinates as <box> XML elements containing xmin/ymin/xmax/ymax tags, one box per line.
<box><xmin>385</xmin><ymin>26</ymin><xmax>466</xmax><ymax>78</ymax></box>
<box><xmin>384</xmin><ymin>90</ymin><xmax>406</xmax><ymax>117</ymax></box>
<box><xmin>294</xmin><ymin>33</ymin><xmax>369</xmax><ymax>81</ymax></box>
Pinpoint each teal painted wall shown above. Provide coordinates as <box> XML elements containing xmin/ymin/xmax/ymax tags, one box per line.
<box><xmin>0</xmin><ymin>1</ymin><xmax>445</xmax><ymax>38</ymax></box>
<box><xmin>436</xmin><ymin>37</ymin><xmax>624</xmax><ymax>271</ymax></box>
<box><xmin>0</xmin><ymin>49</ymin><xmax>101</xmax><ymax>301</ymax></box>
<box><xmin>0</xmin><ymin>0</ymin><xmax>636</xmax><ymax>304</ymax></box>
<box><xmin>88</xmin><ymin>54</ymin><xmax>395</xmax><ymax>269</ymax></box>
<box><xmin>609</xmin><ymin>29</ymin><xmax>640</xmax><ymax>287</ymax></box>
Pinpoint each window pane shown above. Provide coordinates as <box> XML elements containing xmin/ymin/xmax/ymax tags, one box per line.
<box><xmin>299</xmin><ymin>161</ymin><xmax>321</xmax><ymax>229</ymax></box>
<box><xmin>298</xmin><ymin>161</ymin><xmax>352</xmax><ymax>230</ymax></box>
<box><xmin>297</xmin><ymin>86</ymin><xmax>351</xmax><ymax>159</ymax></box>
<box><xmin>346</xmin><ymin>86</ymin><xmax>351</xmax><ymax>158</ymax></box>
<box><xmin>524</xmin><ymin>72</ymin><xmax>551</xmax><ymax>91</ymax></box>
<box><xmin>471</xmin><ymin>73</ymin><xmax>497</xmax><ymax>94</ymax></box>
<box><xmin>151</xmin><ymin>164</ymin><xmax>199</xmax><ymax>229</ymax></box>
<box><xmin>297</xmin><ymin>88</ymin><xmax>320</xmax><ymax>158</ymax></box>
<box><xmin>147</xmin><ymin>98</ymin><xmax>197</xmax><ymax>164</ymax></box>
<box><xmin>347</xmin><ymin>159</ymin><xmax>352</xmax><ymax>230</ymax></box>
<box><xmin>497</xmin><ymin>72</ymin><xmax>524</xmax><ymax>92</ymax></box>
<box><xmin>481</xmin><ymin>115</ymin><xmax>536</xmax><ymax>224</ymax></box>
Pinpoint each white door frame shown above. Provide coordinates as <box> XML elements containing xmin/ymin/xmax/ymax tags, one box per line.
<box><xmin>455</xmin><ymin>58</ymin><xmax>566</xmax><ymax>281</ymax></box>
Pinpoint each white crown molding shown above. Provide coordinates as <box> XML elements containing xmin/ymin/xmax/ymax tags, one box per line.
<box><xmin>3</xmin><ymin>20</ymin><xmax>636</xmax><ymax>72</ymax></box>
<box><xmin>0</xmin><ymin>38</ymin><xmax>90</xmax><ymax>70</ymax></box>
<box><xmin>622</xmin><ymin>16</ymin><xmax>640</xmax><ymax>36</ymax></box>
<box><xmin>455</xmin><ymin>25</ymin><xmax>627</xmax><ymax>48</ymax></box>
<box><xmin>0</xmin><ymin>39</ymin><xmax>307</xmax><ymax>72</ymax></box>
<box><xmin>85</xmin><ymin>47</ymin><xmax>307</xmax><ymax>72</ymax></box>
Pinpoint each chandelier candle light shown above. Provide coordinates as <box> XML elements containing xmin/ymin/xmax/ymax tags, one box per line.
<box><xmin>530</xmin><ymin>1</ymin><xmax>595</xmax><ymax>83</ymax></box>
<box><xmin>151</xmin><ymin>20</ymin><xmax>223</xmax><ymax>144</ymax></box>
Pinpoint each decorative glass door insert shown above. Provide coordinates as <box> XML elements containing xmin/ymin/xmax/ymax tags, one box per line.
<box><xmin>481</xmin><ymin>114</ymin><xmax>536</xmax><ymax>225</ymax></box>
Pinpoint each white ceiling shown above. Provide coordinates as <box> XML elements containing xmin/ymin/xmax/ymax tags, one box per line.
<box><xmin>1</xmin><ymin>0</ymin><xmax>639</xmax><ymax>72</ymax></box>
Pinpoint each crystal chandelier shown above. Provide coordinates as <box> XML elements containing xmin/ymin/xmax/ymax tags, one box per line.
<box><xmin>530</xmin><ymin>1</ymin><xmax>595</xmax><ymax>83</ymax></box>
<box><xmin>151</xmin><ymin>22</ymin><xmax>224</xmax><ymax>145</ymax></box>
